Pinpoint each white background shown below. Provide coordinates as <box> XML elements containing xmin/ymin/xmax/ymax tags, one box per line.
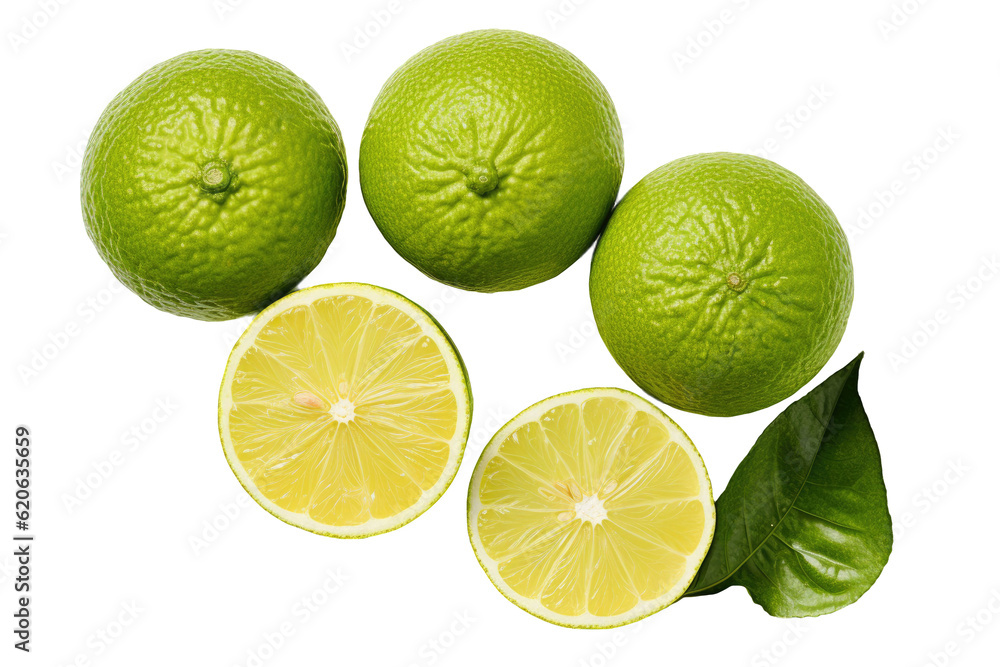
<box><xmin>2</xmin><ymin>1</ymin><xmax>999</xmax><ymax>665</ymax></box>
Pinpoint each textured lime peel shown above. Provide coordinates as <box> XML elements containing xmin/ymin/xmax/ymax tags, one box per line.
<box><xmin>219</xmin><ymin>283</ymin><xmax>472</xmax><ymax>538</ymax></box>
<box><xmin>468</xmin><ymin>388</ymin><xmax>714</xmax><ymax>628</ymax></box>
<box><xmin>591</xmin><ymin>153</ymin><xmax>853</xmax><ymax>417</ymax></box>
<box><xmin>81</xmin><ymin>50</ymin><xmax>348</xmax><ymax>321</ymax></box>
<box><xmin>360</xmin><ymin>29</ymin><xmax>624</xmax><ymax>292</ymax></box>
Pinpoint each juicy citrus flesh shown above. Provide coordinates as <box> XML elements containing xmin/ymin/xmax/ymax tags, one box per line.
<box><xmin>360</xmin><ymin>29</ymin><xmax>624</xmax><ymax>292</ymax></box>
<box><xmin>220</xmin><ymin>283</ymin><xmax>471</xmax><ymax>538</ymax></box>
<box><xmin>82</xmin><ymin>49</ymin><xmax>348</xmax><ymax>321</ymax></box>
<box><xmin>590</xmin><ymin>153</ymin><xmax>853</xmax><ymax>417</ymax></box>
<box><xmin>468</xmin><ymin>389</ymin><xmax>714</xmax><ymax>627</ymax></box>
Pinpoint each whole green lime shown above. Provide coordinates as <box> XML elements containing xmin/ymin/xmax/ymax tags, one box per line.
<box><xmin>359</xmin><ymin>30</ymin><xmax>624</xmax><ymax>292</ymax></box>
<box><xmin>590</xmin><ymin>153</ymin><xmax>853</xmax><ymax>417</ymax></box>
<box><xmin>81</xmin><ymin>50</ymin><xmax>347</xmax><ymax>321</ymax></box>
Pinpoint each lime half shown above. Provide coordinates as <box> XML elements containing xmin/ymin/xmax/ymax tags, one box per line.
<box><xmin>219</xmin><ymin>283</ymin><xmax>472</xmax><ymax>538</ymax></box>
<box><xmin>468</xmin><ymin>388</ymin><xmax>714</xmax><ymax>627</ymax></box>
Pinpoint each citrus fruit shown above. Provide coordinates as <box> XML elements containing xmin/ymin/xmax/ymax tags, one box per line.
<box><xmin>590</xmin><ymin>153</ymin><xmax>853</xmax><ymax>417</ymax></box>
<box><xmin>219</xmin><ymin>283</ymin><xmax>471</xmax><ymax>538</ymax></box>
<box><xmin>468</xmin><ymin>388</ymin><xmax>714</xmax><ymax>627</ymax></box>
<box><xmin>359</xmin><ymin>29</ymin><xmax>624</xmax><ymax>292</ymax></box>
<box><xmin>81</xmin><ymin>50</ymin><xmax>348</xmax><ymax>321</ymax></box>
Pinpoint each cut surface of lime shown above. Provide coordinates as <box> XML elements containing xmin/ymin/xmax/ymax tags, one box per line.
<box><xmin>219</xmin><ymin>283</ymin><xmax>471</xmax><ymax>538</ymax></box>
<box><xmin>468</xmin><ymin>388</ymin><xmax>714</xmax><ymax>627</ymax></box>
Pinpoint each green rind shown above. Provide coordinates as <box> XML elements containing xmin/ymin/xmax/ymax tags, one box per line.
<box><xmin>219</xmin><ymin>282</ymin><xmax>473</xmax><ymax>539</ymax></box>
<box><xmin>82</xmin><ymin>49</ymin><xmax>348</xmax><ymax>321</ymax></box>
<box><xmin>360</xmin><ymin>29</ymin><xmax>624</xmax><ymax>292</ymax></box>
<box><xmin>590</xmin><ymin>152</ymin><xmax>853</xmax><ymax>416</ymax></box>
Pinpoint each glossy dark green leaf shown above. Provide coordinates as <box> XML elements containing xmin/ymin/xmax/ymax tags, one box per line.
<box><xmin>684</xmin><ymin>353</ymin><xmax>892</xmax><ymax>617</ymax></box>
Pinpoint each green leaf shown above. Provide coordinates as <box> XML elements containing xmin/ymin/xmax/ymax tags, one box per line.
<box><xmin>684</xmin><ymin>353</ymin><xmax>892</xmax><ymax>617</ymax></box>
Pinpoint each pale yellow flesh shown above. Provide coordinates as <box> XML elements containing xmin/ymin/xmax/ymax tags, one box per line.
<box><xmin>469</xmin><ymin>390</ymin><xmax>714</xmax><ymax>627</ymax></box>
<box><xmin>220</xmin><ymin>285</ymin><xmax>469</xmax><ymax>537</ymax></box>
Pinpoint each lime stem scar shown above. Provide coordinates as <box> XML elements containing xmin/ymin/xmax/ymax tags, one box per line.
<box><xmin>464</xmin><ymin>158</ymin><xmax>499</xmax><ymax>195</ymax></box>
<box><xmin>200</xmin><ymin>160</ymin><xmax>233</xmax><ymax>193</ymax></box>
<box><xmin>727</xmin><ymin>272</ymin><xmax>745</xmax><ymax>291</ymax></box>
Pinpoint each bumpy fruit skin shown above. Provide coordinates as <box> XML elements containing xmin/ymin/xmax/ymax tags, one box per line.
<box><xmin>81</xmin><ymin>50</ymin><xmax>348</xmax><ymax>321</ymax></box>
<box><xmin>590</xmin><ymin>153</ymin><xmax>853</xmax><ymax>417</ymax></box>
<box><xmin>359</xmin><ymin>30</ymin><xmax>624</xmax><ymax>292</ymax></box>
